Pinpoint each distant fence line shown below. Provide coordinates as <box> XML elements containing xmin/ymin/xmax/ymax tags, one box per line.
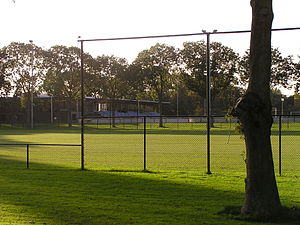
<box><xmin>83</xmin><ymin>115</ymin><xmax>300</xmax><ymax>124</ymax></box>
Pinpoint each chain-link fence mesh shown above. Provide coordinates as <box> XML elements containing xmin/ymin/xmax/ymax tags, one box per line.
<box><xmin>0</xmin><ymin>115</ymin><xmax>299</xmax><ymax>175</ymax></box>
<box><xmin>84</xmin><ymin>120</ymin><xmax>144</xmax><ymax>170</ymax></box>
<box><xmin>278</xmin><ymin>116</ymin><xmax>300</xmax><ymax>175</ymax></box>
<box><xmin>0</xmin><ymin>145</ymin><xmax>26</xmax><ymax>169</ymax></box>
<box><xmin>210</xmin><ymin>118</ymin><xmax>245</xmax><ymax>172</ymax></box>
<box><xmin>28</xmin><ymin>145</ymin><xmax>81</xmax><ymax>169</ymax></box>
<box><xmin>145</xmin><ymin>117</ymin><xmax>206</xmax><ymax>171</ymax></box>
<box><xmin>0</xmin><ymin>125</ymin><xmax>81</xmax><ymax>170</ymax></box>
<box><xmin>0</xmin><ymin>144</ymin><xmax>81</xmax><ymax>170</ymax></box>
<box><xmin>83</xmin><ymin>115</ymin><xmax>300</xmax><ymax>175</ymax></box>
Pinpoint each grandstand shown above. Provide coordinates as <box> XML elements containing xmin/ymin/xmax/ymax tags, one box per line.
<box><xmin>94</xmin><ymin>110</ymin><xmax>160</xmax><ymax>117</ymax></box>
<box><xmin>87</xmin><ymin>98</ymin><xmax>170</xmax><ymax>117</ymax></box>
<box><xmin>83</xmin><ymin>98</ymin><xmax>170</xmax><ymax>125</ymax></box>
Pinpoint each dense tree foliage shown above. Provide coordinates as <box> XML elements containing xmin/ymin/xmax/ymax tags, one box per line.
<box><xmin>0</xmin><ymin>49</ymin><xmax>11</xmax><ymax>96</ymax></box>
<box><xmin>89</xmin><ymin>55</ymin><xmax>129</xmax><ymax>127</ymax></box>
<box><xmin>1</xmin><ymin>39</ymin><xmax>299</xmax><ymax>117</ymax></box>
<box><xmin>89</xmin><ymin>55</ymin><xmax>128</xmax><ymax>99</ymax></box>
<box><xmin>179</xmin><ymin>41</ymin><xmax>241</xmax><ymax>114</ymax></box>
<box><xmin>4</xmin><ymin>42</ymin><xmax>47</xmax><ymax>97</ymax></box>
<box><xmin>43</xmin><ymin>46</ymin><xmax>84</xmax><ymax>97</ymax></box>
<box><xmin>43</xmin><ymin>45</ymin><xmax>94</xmax><ymax>126</ymax></box>
<box><xmin>294</xmin><ymin>58</ymin><xmax>300</xmax><ymax>93</ymax></box>
<box><xmin>133</xmin><ymin>43</ymin><xmax>178</xmax><ymax>126</ymax></box>
<box><xmin>3</xmin><ymin>42</ymin><xmax>47</xmax><ymax>126</ymax></box>
<box><xmin>239</xmin><ymin>48</ymin><xmax>295</xmax><ymax>90</ymax></box>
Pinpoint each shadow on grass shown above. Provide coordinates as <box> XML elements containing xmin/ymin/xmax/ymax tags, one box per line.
<box><xmin>0</xmin><ymin>126</ymin><xmax>81</xmax><ymax>136</ymax></box>
<box><xmin>0</xmin><ymin>157</ymin><xmax>249</xmax><ymax>225</ymax></box>
<box><xmin>0</xmin><ymin>158</ymin><xmax>298</xmax><ymax>225</ymax></box>
<box><xmin>218</xmin><ymin>205</ymin><xmax>300</xmax><ymax>224</ymax></box>
<box><xmin>0</xmin><ymin>135</ymin><xmax>44</xmax><ymax>146</ymax></box>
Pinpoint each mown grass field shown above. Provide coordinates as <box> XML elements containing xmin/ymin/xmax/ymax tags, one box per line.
<box><xmin>0</xmin><ymin>122</ymin><xmax>299</xmax><ymax>224</ymax></box>
<box><xmin>0</xmin><ymin>165</ymin><xmax>299</xmax><ymax>224</ymax></box>
<box><xmin>0</xmin><ymin>122</ymin><xmax>300</xmax><ymax>173</ymax></box>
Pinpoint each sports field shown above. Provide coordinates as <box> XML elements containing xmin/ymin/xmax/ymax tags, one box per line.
<box><xmin>0</xmin><ymin>122</ymin><xmax>299</xmax><ymax>224</ymax></box>
<box><xmin>0</xmin><ymin>121</ymin><xmax>299</xmax><ymax>175</ymax></box>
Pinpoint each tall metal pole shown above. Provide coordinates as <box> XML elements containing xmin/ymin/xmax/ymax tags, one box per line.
<box><xmin>29</xmin><ymin>40</ymin><xmax>34</xmax><ymax>129</ymax></box>
<box><xmin>177</xmin><ymin>84</ymin><xmax>179</xmax><ymax>128</ymax></box>
<box><xmin>279</xmin><ymin>115</ymin><xmax>282</xmax><ymax>176</ymax></box>
<box><xmin>281</xmin><ymin>97</ymin><xmax>284</xmax><ymax>115</ymax></box>
<box><xmin>143</xmin><ymin>116</ymin><xmax>147</xmax><ymax>171</ymax></box>
<box><xmin>206</xmin><ymin>32</ymin><xmax>212</xmax><ymax>174</ymax></box>
<box><xmin>30</xmin><ymin>88</ymin><xmax>34</xmax><ymax>128</ymax></box>
<box><xmin>26</xmin><ymin>144</ymin><xmax>30</xmax><ymax>169</ymax></box>
<box><xmin>177</xmin><ymin>85</ymin><xmax>179</xmax><ymax>117</ymax></box>
<box><xmin>279</xmin><ymin>97</ymin><xmax>284</xmax><ymax>176</ymax></box>
<box><xmin>80</xmin><ymin>40</ymin><xmax>85</xmax><ymax>170</ymax></box>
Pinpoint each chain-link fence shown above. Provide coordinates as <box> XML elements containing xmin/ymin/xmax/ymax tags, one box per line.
<box><xmin>0</xmin><ymin>115</ymin><xmax>299</xmax><ymax>175</ymax></box>
<box><xmin>0</xmin><ymin>126</ymin><xmax>82</xmax><ymax>170</ymax></box>
<box><xmin>84</xmin><ymin>115</ymin><xmax>300</xmax><ymax>176</ymax></box>
<box><xmin>0</xmin><ymin>143</ymin><xmax>81</xmax><ymax>169</ymax></box>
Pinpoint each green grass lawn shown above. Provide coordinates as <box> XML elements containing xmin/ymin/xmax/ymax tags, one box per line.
<box><xmin>0</xmin><ymin>123</ymin><xmax>299</xmax><ymax>224</ymax></box>
<box><xmin>0</xmin><ymin>165</ymin><xmax>299</xmax><ymax>225</ymax></box>
<box><xmin>0</xmin><ymin>122</ymin><xmax>299</xmax><ymax>174</ymax></box>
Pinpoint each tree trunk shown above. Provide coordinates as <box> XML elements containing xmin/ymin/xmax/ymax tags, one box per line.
<box><xmin>235</xmin><ymin>0</ymin><xmax>282</xmax><ymax>220</ymax></box>
<box><xmin>158</xmin><ymin>99</ymin><xmax>163</xmax><ymax>128</ymax></box>
<box><xmin>26</xmin><ymin>93</ymin><xmax>31</xmax><ymax>128</ymax></box>
<box><xmin>111</xmin><ymin>98</ymin><xmax>116</xmax><ymax>128</ymax></box>
<box><xmin>158</xmin><ymin>74</ymin><xmax>164</xmax><ymax>128</ymax></box>
<box><xmin>67</xmin><ymin>97</ymin><xmax>73</xmax><ymax>127</ymax></box>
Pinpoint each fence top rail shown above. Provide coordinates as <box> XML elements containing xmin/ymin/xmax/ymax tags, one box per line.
<box><xmin>78</xmin><ymin>27</ymin><xmax>300</xmax><ymax>42</ymax></box>
<box><xmin>0</xmin><ymin>143</ymin><xmax>81</xmax><ymax>146</ymax></box>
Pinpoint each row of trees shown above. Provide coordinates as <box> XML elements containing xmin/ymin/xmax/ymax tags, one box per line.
<box><xmin>0</xmin><ymin>41</ymin><xmax>299</xmax><ymax>121</ymax></box>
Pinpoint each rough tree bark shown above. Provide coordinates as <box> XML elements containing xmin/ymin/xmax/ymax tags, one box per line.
<box><xmin>234</xmin><ymin>0</ymin><xmax>282</xmax><ymax>220</ymax></box>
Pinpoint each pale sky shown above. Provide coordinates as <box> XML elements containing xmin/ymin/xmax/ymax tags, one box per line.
<box><xmin>1</xmin><ymin>0</ymin><xmax>300</xmax><ymax>62</ymax></box>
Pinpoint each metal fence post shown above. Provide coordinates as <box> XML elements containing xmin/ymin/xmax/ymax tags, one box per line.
<box><xmin>279</xmin><ymin>115</ymin><xmax>282</xmax><ymax>176</ymax></box>
<box><xmin>206</xmin><ymin>33</ymin><xmax>212</xmax><ymax>175</ymax></box>
<box><xmin>26</xmin><ymin>144</ymin><xmax>29</xmax><ymax>169</ymax></box>
<box><xmin>143</xmin><ymin>116</ymin><xmax>147</xmax><ymax>171</ymax></box>
<box><xmin>80</xmin><ymin>40</ymin><xmax>85</xmax><ymax>171</ymax></box>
